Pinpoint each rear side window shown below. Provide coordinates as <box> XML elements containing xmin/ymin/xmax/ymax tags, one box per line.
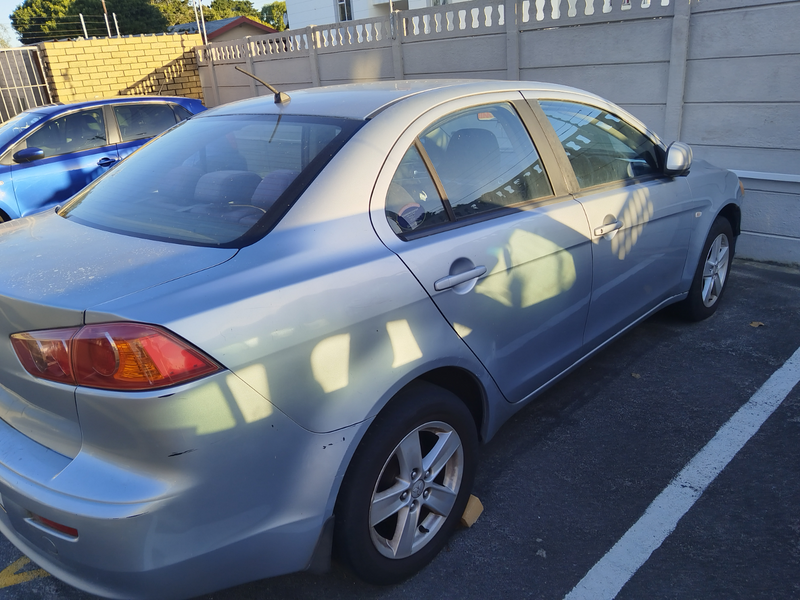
<box><xmin>540</xmin><ymin>100</ymin><xmax>661</xmax><ymax>189</ymax></box>
<box><xmin>114</xmin><ymin>103</ymin><xmax>179</xmax><ymax>142</ymax></box>
<box><xmin>386</xmin><ymin>103</ymin><xmax>552</xmax><ymax>235</ymax></box>
<box><xmin>61</xmin><ymin>114</ymin><xmax>363</xmax><ymax>247</ymax></box>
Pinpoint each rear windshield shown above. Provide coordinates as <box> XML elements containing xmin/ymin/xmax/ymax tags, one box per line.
<box><xmin>60</xmin><ymin>114</ymin><xmax>363</xmax><ymax>247</ymax></box>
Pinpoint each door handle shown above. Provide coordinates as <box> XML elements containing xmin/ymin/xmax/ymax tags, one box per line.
<box><xmin>97</xmin><ymin>157</ymin><xmax>118</xmax><ymax>167</ymax></box>
<box><xmin>594</xmin><ymin>220</ymin><xmax>623</xmax><ymax>237</ymax></box>
<box><xmin>434</xmin><ymin>266</ymin><xmax>487</xmax><ymax>291</ymax></box>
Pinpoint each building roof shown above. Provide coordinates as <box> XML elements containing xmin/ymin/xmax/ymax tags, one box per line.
<box><xmin>169</xmin><ymin>16</ymin><xmax>277</xmax><ymax>39</ymax></box>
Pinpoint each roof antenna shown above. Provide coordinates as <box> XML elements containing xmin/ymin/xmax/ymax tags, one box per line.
<box><xmin>235</xmin><ymin>66</ymin><xmax>291</xmax><ymax>105</ymax></box>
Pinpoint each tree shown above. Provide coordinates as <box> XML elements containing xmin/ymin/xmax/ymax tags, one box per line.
<box><xmin>205</xmin><ymin>0</ymin><xmax>261</xmax><ymax>21</ymax></box>
<box><xmin>150</xmin><ymin>0</ymin><xmax>194</xmax><ymax>27</ymax></box>
<box><xmin>11</xmin><ymin>0</ymin><xmax>75</xmax><ymax>44</ymax></box>
<box><xmin>0</xmin><ymin>24</ymin><xmax>15</xmax><ymax>47</ymax></box>
<box><xmin>260</xmin><ymin>0</ymin><xmax>286</xmax><ymax>30</ymax></box>
<box><xmin>69</xmin><ymin>0</ymin><xmax>168</xmax><ymax>34</ymax></box>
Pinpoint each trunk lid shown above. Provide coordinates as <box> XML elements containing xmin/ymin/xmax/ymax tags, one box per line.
<box><xmin>0</xmin><ymin>212</ymin><xmax>237</xmax><ymax>457</ymax></box>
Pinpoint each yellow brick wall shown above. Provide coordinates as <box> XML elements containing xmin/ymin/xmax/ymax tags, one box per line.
<box><xmin>38</xmin><ymin>33</ymin><xmax>205</xmax><ymax>104</ymax></box>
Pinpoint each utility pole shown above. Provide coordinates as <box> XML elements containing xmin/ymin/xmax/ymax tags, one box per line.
<box><xmin>100</xmin><ymin>0</ymin><xmax>112</xmax><ymax>37</ymax></box>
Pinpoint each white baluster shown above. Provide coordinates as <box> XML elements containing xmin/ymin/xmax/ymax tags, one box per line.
<box><xmin>551</xmin><ymin>0</ymin><xmax>561</xmax><ymax>20</ymax></box>
<box><xmin>568</xmin><ymin>0</ymin><xmax>577</xmax><ymax>17</ymax></box>
<box><xmin>585</xmin><ymin>0</ymin><xmax>594</xmax><ymax>15</ymax></box>
<box><xmin>602</xmin><ymin>0</ymin><xmax>612</xmax><ymax>13</ymax></box>
<box><xmin>535</xmin><ymin>0</ymin><xmax>545</xmax><ymax>20</ymax></box>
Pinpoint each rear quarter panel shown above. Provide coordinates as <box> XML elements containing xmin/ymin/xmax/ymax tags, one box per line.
<box><xmin>86</xmin><ymin>128</ymin><xmax>499</xmax><ymax>436</ymax></box>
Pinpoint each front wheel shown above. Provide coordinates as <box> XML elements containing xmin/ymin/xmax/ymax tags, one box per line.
<box><xmin>681</xmin><ymin>216</ymin><xmax>734</xmax><ymax>321</ymax></box>
<box><xmin>334</xmin><ymin>381</ymin><xmax>478</xmax><ymax>584</ymax></box>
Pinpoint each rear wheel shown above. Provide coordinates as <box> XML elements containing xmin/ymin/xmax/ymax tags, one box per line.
<box><xmin>681</xmin><ymin>216</ymin><xmax>733</xmax><ymax>321</ymax></box>
<box><xmin>334</xmin><ymin>381</ymin><xmax>478</xmax><ymax>584</ymax></box>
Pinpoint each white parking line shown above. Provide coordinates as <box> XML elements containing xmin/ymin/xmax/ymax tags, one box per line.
<box><xmin>564</xmin><ymin>344</ymin><xmax>800</xmax><ymax>600</ymax></box>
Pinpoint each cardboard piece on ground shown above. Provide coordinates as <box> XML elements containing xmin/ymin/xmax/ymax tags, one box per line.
<box><xmin>460</xmin><ymin>494</ymin><xmax>483</xmax><ymax>527</ymax></box>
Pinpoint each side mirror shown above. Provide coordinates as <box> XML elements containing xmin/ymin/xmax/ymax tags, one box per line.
<box><xmin>664</xmin><ymin>141</ymin><xmax>692</xmax><ymax>177</ymax></box>
<box><xmin>13</xmin><ymin>147</ymin><xmax>45</xmax><ymax>163</ymax></box>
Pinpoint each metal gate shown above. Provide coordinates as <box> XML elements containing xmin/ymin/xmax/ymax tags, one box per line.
<box><xmin>0</xmin><ymin>47</ymin><xmax>52</xmax><ymax>122</ymax></box>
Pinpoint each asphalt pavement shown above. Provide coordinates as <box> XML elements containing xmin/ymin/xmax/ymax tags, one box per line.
<box><xmin>2</xmin><ymin>258</ymin><xmax>799</xmax><ymax>600</ymax></box>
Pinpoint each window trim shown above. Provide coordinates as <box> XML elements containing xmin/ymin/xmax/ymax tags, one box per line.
<box><xmin>396</xmin><ymin>192</ymin><xmax>580</xmax><ymax>241</ymax></box>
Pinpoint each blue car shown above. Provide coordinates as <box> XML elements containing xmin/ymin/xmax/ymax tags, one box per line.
<box><xmin>0</xmin><ymin>96</ymin><xmax>205</xmax><ymax>222</ymax></box>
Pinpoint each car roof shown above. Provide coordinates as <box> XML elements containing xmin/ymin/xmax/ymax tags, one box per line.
<box><xmin>199</xmin><ymin>79</ymin><xmax>597</xmax><ymax>121</ymax></box>
<box><xmin>21</xmin><ymin>96</ymin><xmax>199</xmax><ymax>118</ymax></box>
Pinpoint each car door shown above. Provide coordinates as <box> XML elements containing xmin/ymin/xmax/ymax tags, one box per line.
<box><xmin>371</xmin><ymin>95</ymin><xmax>593</xmax><ymax>404</ymax></box>
<box><xmin>9</xmin><ymin>107</ymin><xmax>119</xmax><ymax>216</ymax></box>
<box><xmin>112</xmin><ymin>102</ymin><xmax>184</xmax><ymax>160</ymax></box>
<box><xmin>529</xmin><ymin>97</ymin><xmax>700</xmax><ymax>349</ymax></box>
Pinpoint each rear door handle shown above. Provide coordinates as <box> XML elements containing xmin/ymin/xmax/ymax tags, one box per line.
<box><xmin>594</xmin><ymin>220</ymin><xmax>623</xmax><ymax>237</ymax></box>
<box><xmin>97</xmin><ymin>157</ymin><xmax>118</xmax><ymax>167</ymax></box>
<box><xmin>434</xmin><ymin>266</ymin><xmax>487</xmax><ymax>291</ymax></box>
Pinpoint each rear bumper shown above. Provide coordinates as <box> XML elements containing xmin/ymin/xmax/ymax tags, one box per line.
<box><xmin>0</xmin><ymin>372</ymin><xmax>367</xmax><ymax>599</ymax></box>
<box><xmin>0</xmin><ymin>489</ymin><xmax>325</xmax><ymax>600</ymax></box>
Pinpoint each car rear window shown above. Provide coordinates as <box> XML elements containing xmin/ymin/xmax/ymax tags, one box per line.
<box><xmin>60</xmin><ymin>114</ymin><xmax>363</xmax><ymax>247</ymax></box>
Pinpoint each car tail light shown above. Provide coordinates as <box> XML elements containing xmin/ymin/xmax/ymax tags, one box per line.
<box><xmin>10</xmin><ymin>328</ymin><xmax>78</xmax><ymax>385</ymax></box>
<box><xmin>11</xmin><ymin>323</ymin><xmax>221</xmax><ymax>391</ymax></box>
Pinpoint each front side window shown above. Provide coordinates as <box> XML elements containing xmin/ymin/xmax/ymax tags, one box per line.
<box><xmin>540</xmin><ymin>100</ymin><xmax>661</xmax><ymax>189</ymax></box>
<box><xmin>385</xmin><ymin>103</ymin><xmax>552</xmax><ymax>235</ymax></box>
<box><xmin>22</xmin><ymin>108</ymin><xmax>107</xmax><ymax>158</ymax></box>
<box><xmin>60</xmin><ymin>114</ymin><xmax>363</xmax><ymax>247</ymax></box>
<box><xmin>114</xmin><ymin>103</ymin><xmax>180</xmax><ymax>142</ymax></box>
<box><xmin>0</xmin><ymin>110</ymin><xmax>47</xmax><ymax>149</ymax></box>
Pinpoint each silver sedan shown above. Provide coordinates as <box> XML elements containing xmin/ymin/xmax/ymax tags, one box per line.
<box><xmin>0</xmin><ymin>80</ymin><xmax>742</xmax><ymax>599</ymax></box>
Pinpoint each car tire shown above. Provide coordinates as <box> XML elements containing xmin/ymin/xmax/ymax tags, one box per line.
<box><xmin>681</xmin><ymin>216</ymin><xmax>734</xmax><ymax>321</ymax></box>
<box><xmin>334</xmin><ymin>381</ymin><xmax>478</xmax><ymax>585</ymax></box>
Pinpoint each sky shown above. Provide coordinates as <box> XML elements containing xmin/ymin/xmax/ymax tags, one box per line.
<box><xmin>1</xmin><ymin>0</ymin><xmax>20</xmax><ymax>46</ymax></box>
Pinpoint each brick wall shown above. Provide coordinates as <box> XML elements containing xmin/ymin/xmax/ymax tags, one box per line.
<box><xmin>38</xmin><ymin>33</ymin><xmax>204</xmax><ymax>103</ymax></box>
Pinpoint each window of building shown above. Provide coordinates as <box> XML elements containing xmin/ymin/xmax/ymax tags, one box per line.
<box><xmin>337</xmin><ymin>0</ymin><xmax>353</xmax><ymax>21</ymax></box>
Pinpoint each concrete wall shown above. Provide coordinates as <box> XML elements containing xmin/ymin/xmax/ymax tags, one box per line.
<box><xmin>681</xmin><ymin>1</ymin><xmax>800</xmax><ymax>265</ymax></box>
<box><xmin>39</xmin><ymin>33</ymin><xmax>204</xmax><ymax>103</ymax></box>
<box><xmin>196</xmin><ymin>0</ymin><xmax>800</xmax><ymax>266</ymax></box>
